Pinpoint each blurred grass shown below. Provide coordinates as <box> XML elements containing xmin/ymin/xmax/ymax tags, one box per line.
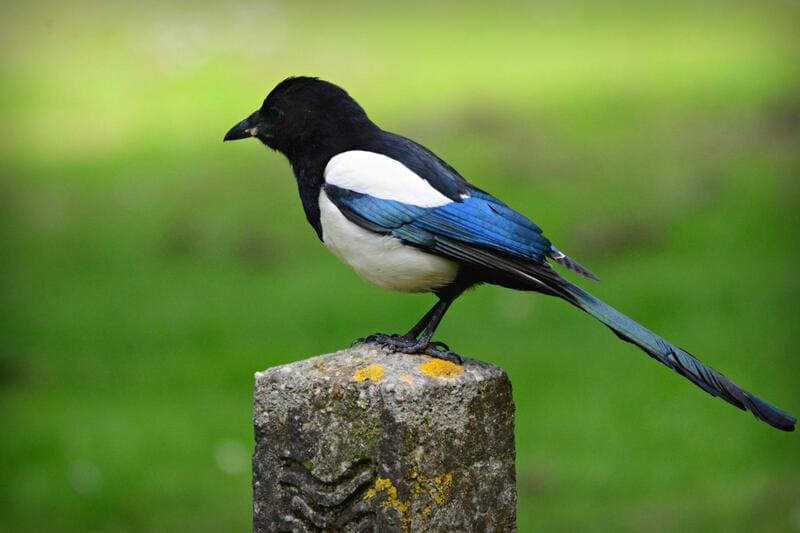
<box><xmin>1</xmin><ymin>1</ymin><xmax>799</xmax><ymax>531</ymax></box>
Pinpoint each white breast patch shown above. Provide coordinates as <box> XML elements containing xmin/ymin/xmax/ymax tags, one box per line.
<box><xmin>318</xmin><ymin>191</ymin><xmax>458</xmax><ymax>293</ymax></box>
<box><xmin>324</xmin><ymin>150</ymin><xmax>453</xmax><ymax>208</ymax></box>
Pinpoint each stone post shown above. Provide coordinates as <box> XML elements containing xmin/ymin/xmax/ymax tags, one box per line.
<box><xmin>253</xmin><ymin>344</ymin><xmax>516</xmax><ymax>532</ymax></box>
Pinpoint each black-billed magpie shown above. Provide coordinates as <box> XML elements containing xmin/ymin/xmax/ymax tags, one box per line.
<box><xmin>224</xmin><ymin>76</ymin><xmax>795</xmax><ymax>431</ymax></box>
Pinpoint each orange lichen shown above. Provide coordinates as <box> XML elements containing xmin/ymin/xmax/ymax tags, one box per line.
<box><xmin>419</xmin><ymin>359</ymin><xmax>464</xmax><ymax>379</ymax></box>
<box><xmin>353</xmin><ymin>364</ymin><xmax>385</xmax><ymax>382</ymax></box>
<box><xmin>399</xmin><ymin>373</ymin><xmax>415</xmax><ymax>384</ymax></box>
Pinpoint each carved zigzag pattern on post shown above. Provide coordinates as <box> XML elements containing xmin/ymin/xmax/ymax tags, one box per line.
<box><xmin>274</xmin><ymin>457</ymin><xmax>376</xmax><ymax>532</ymax></box>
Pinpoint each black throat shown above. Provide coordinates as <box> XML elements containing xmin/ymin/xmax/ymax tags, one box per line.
<box><xmin>289</xmin><ymin>153</ymin><xmax>328</xmax><ymax>241</ymax></box>
<box><xmin>282</xmin><ymin>121</ymin><xmax>380</xmax><ymax>240</ymax></box>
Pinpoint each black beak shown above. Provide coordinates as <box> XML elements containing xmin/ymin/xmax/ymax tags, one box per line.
<box><xmin>224</xmin><ymin>110</ymin><xmax>260</xmax><ymax>141</ymax></box>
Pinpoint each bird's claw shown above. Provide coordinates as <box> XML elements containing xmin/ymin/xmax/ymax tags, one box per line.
<box><xmin>353</xmin><ymin>333</ymin><xmax>464</xmax><ymax>364</ymax></box>
<box><xmin>355</xmin><ymin>333</ymin><xmax>409</xmax><ymax>346</ymax></box>
<box><xmin>428</xmin><ymin>340</ymin><xmax>450</xmax><ymax>351</ymax></box>
<box><xmin>420</xmin><ymin>343</ymin><xmax>463</xmax><ymax>365</ymax></box>
<box><xmin>351</xmin><ymin>336</ymin><xmax>372</xmax><ymax>347</ymax></box>
<box><xmin>353</xmin><ymin>333</ymin><xmax>398</xmax><ymax>346</ymax></box>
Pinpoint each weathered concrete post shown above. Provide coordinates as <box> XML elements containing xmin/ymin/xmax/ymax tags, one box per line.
<box><xmin>253</xmin><ymin>344</ymin><xmax>516</xmax><ymax>532</ymax></box>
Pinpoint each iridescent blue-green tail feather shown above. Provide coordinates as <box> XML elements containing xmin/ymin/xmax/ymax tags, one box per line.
<box><xmin>562</xmin><ymin>281</ymin><xmax>796</xmax><ymax>432</ymax></box>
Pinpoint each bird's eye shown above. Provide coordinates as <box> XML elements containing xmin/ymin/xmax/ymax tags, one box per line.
<box><xmin>263</xmin><ymin>107</ymin><xmax>282</xmax><ymax>123</ymax></box>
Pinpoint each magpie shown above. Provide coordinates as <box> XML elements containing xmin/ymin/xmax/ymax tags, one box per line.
<box><xmin>224</xmin><ymin>76</ymin><xmax>795</xmax><ymax>431</ymax></box>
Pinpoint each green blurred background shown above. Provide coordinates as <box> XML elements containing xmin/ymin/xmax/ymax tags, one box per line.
<box><xmin>2</xmin><ymin>1</ymin><xmax>799</xmax><ymax>531</ymax></box>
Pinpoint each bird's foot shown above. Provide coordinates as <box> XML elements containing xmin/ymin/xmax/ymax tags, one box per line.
<box><xmin>418</xmin><ymin>341</ymin><xmax>464</xmax><ymax>365</ymax></box>
<box><xmin>351</xmin><ymin>333</ymin><xmax>403</xmax><ymax>347</ymax></box>
<box><xmin>353</xmin><ymin>333</ymin><xmax>463</xmax><ymax>365</ymax></box>
<box><xmin>352</xmin><ymin>332</ymin><xmax>416</xmax><ymax>350</ymax></box>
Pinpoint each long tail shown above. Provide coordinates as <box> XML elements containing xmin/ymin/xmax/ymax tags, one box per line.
<box><xmin>561</xmin><ymin>281</ymin><xmax>796</xmax><ymax>431</ymax></box>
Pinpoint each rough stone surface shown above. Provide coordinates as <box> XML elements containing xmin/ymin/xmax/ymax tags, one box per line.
<box><xmin>253</xmin><ymin>345</ymin><xmax>516</xmax><ymax>532</ymax></box>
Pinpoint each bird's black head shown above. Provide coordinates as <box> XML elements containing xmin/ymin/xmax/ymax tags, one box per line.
<box><xmin>224</xmin><ymin>76</ymin><xmax>376</xmax><ymax>160</ymax></box>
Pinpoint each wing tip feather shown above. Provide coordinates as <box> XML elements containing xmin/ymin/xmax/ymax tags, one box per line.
<box><xmin>550</xmin><ymin>248</ymin><xmax>600</xmax><ymax>281</ymax></box>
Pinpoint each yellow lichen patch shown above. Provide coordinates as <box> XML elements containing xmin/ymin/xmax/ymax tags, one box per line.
<box><xmin>353</xmin><ymin>364</ymin><xmax>385</xmax><ymax>382</ymax></box>
<box><xmin>418</xmin><ymin>359</ymin><xmax>464</xmax><ymax>379</ymax></box>
<box><xmin>364</xmin><ymin>477</ymin><xmax>411</xmax><ymax>514</ymax></box>
<box><xmin>364</xmin><ymin>477</ymin><xmax>391</xmax><ymax>499</ymax></box>
<box><xmin>431</xmin><ymin>473</ymin><xmax>453</xmax><ymax>505</ymax></box>
<box><xmin>363</xmin><ymin>469</ymin><xmax>454</xmax><ymax>530</ymax></box>
<box><xmin>399</xmin><ymin>373</ymin><xmax>414</xmax><ymax>385</ymax></box>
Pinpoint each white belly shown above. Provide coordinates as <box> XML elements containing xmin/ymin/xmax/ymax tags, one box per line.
<box><xmin>318</xmin><ymin>191</ymin><xmax>459</xmax><ymax>293</ymax></box>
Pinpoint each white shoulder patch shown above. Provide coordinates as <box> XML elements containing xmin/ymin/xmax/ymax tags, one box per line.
<box><xmin>324</xmin><ymin>150</ymin><xmax>452</xmax><ymax>208</ymax></box>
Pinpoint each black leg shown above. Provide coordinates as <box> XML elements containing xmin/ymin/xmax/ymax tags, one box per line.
<box><xmin>413</xmin><ymin>299</ymin><xmax>451</xmax><ymax>344</ymax></box>
<box><xmin>354</xmin><ymin>298</ymin><xmax>463</xmax><ymax>363</ymax></box>
<box><xmin>405</xmin><ymin>300</ymin><xmax>444</xmax><ymax>339</ymax></box>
